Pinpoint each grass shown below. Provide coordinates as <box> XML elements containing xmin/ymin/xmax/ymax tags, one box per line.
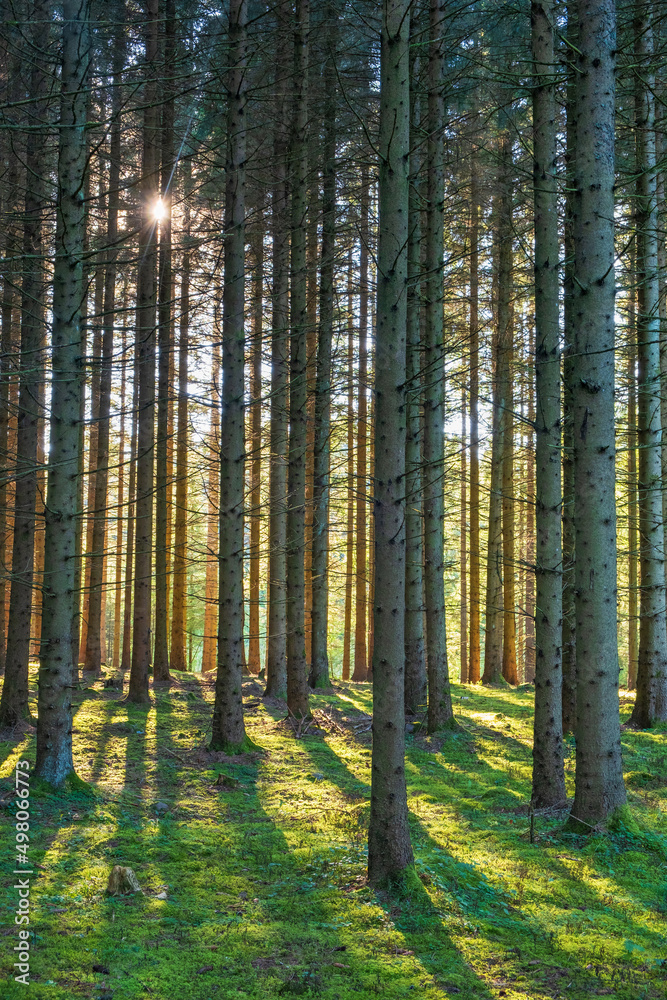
<box><xmin>1</xmin><ymin>671</ymin><xmax>666</xmax><ymax>999</ymax></box>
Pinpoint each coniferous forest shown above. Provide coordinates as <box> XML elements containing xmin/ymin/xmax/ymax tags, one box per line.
<box><xmin>1</xmin><ymin>0</ymin><xmax>667</xmax><ymax>997</ymax></box>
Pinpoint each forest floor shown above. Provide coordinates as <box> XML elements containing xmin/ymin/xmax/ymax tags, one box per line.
<box><xmin>0</xmin><ymin>672</ymin><xmax>666</xmax><ymax>1000</ymax></box>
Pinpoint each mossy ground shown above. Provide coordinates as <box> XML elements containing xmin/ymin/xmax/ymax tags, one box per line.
<box><xmin>1</xmin><ymin>672</ymin><xmax>666</xmax><ymax>999</ymax></box>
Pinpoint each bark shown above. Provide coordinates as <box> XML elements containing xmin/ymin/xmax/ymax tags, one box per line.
<box><xmin>460</xmin><ymin>391</ymin><xmax>467</xmax><ymax>682</ymax></box>
<box><xmin>170</xmin><ymin>205</ymin><xmax>189</xmax><ymax>672</ymax></box>
<box><xmin>569</xmin><ymin>0</ymin><xmax>626</xmax><ymax>826</ymax></box>
<box><xmin>423</xmin><ymin>0</ymin><xmax>453</xmax><ymax>730</ymax></box>
<box><xmin>627</xmin><ymin>267</ymin><xmax>638</xmax><ymax>689</ymax></box>
<box><xmin>404</xmin><ymin>50</ymin><xmax>426</xmax><ymax>713</ymax></box>
<box><xmin>128</xmin><ymin>0</ymin><xmax>159</xmax><ymax>705</ymax></box>
<box><xmin>248</xmin><ymin>236</ymin><xmax>263</xmax><ymax>676</ymax></box>
<box><xmin>264</xmin><ymin>1</ymin><xmax>290</xmax><ymax>700</ymax></box>
<box><xmin>309</xmin><ymin>23</ymin><xmax>336</xmax><ymax>690</ymax></box>
<box><xmin>342</xmin><ymin>268</ymin><xmax>354</xmax><ymax>682</ymax></box>
<box><xmin>353</xmin><ymin>166</ymin><xmax>370</xmax><ymax>683</ymax></box>
<box><xmin>211</xmin><ymin>0</ymin><xmax>248</xmax><ymax>750</ymax></box>
<box><xmin>524</xmin><ymin>321</ymin><xmax>536</xmax><ymax>683</ymax></box>
<box><xmin>468</xmin><ymin>154</ymin><xmax>481</xmax><ymax>684</ymax></box>
<box><xmin>0</xmin><ymin>42</ymin><xmax>21</xmax><ymax>677</ymax></box>
<box><xmin>85</xmin><ymin>8</ymin><xmax>125</xmax><ymax>675</ymax></box>
<box><xmin>153</xmin><ymin>0</ymin><xmax>176</xmax><ymax>682</ymax></box>
<box><xmin>35</xmin><ymin>0</ymin><xmax>90</xmax><ymax>784</ymax></box>
<box><xmin>531</xmin><ymin>0</ymin><xmax>566</xmax><ymax>808</ymax></box>
<box><xmin>0</xmin><ymin>2</ymin><xmax>49</xmax><ymax>727</ymax></box>
<box><xmin>367</xmin><ymin>0</ymin><xmax>414</xmax><ymax>885</ymax></box>
<box><xmin>304</xmin><ymin>183</ymin><xmax>318</xmax><ymax>672</ymax></box>
<box><xmin>561</xmin><ymin>2</ymin><xmax>577</xmax><ymax>734</ymax></box>
<box><xmin>629</xmin><ymin>8</ymin><xmax>667</xmax><ymax>726</ymax></box>
<box><xmin>498</xmin><ymin>136</ymin><xmax>517</xmax><ymax>687</ymax></box>
<box><xmin>285</xmin><ymin>0</ymin><xmax>310</xmax><ymax>719</ymax></box>
<box><xmin>120</xmin><ymin>368</ymin><xmax>137</xmax><ymax>675</ymax></box>
<box><xmin>202</xmin><ymin>343</ymin><xmax>220</xmax><ymax>673</ymax></box>
<box><xmin>112</xmin><ymin>307</ymin><xmax>127</xmax><ymax>672</ymax></box>
<box><xmin>482</xmin><ymin>178</ymin><xmax>507</xmax><ymax>686</ymax></box>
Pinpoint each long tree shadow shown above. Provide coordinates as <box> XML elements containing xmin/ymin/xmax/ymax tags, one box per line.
<box><xmin>298</xmin><ymin>731</ymin><xmax>666</xmax><ymax>1000</ymax></box>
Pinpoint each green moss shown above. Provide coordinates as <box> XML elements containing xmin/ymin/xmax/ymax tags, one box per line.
<box><xmin>1</xmin><ymin>672</ymin><xmax>666</xmax><ymax>999</ymax></box>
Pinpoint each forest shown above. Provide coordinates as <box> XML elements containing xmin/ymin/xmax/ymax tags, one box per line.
<box><xmin>0</xmin><ymin>0</ymin><xmax>666</xmax><ymax>997</ymax></box>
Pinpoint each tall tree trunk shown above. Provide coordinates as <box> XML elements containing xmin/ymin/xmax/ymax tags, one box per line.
<box><xmin>202</xmin><ymin>342</ymin><xmax>220</xmax><ymax>673</ymax></box>
<box><xmin>460</xmin><ymin>391</ymin><xmax>467</xmax><ymax>681</ymax></box>
<box><xmin>531</xmin><ymin>0</ymin><xmax>565</xmax><ymax>807</ymax></box>
<box><xmin>153</xmin><ymin>0</ymin><xmax>176</xmax><ymax>681</ymax></box>
<box><xmin>630</xmin><ymin>7</ymin><xmax>667</xmax><ymax>726</ymax></box>
<box><xmin>404</xmin><ymin>47</ymin><xmax>426</xmax><ymax>712</ymax></box>
<box><xmin>128</xmin><ymin>0</ymin><xmax>159</xmax><ymax>704</ymax></box>
<box><xmin>0</xmin><ymin>46</ymin><xmax>20</xmax><ymax>677</ymax></box>
<box><xmin>264</xmin><ymin>1</ymin><xmax>290</xmax><ymax>700</ymax></box>
<box><xmin>79</xmin><ymin>269</ymin><xmax>102</xmax><ymax>666</ymax></box>
<box><xmin>627</xmin><ymin>265</ymin><xmax>638</xmax><ymax>689</ymax></box>
<box><xmin>112</xmin><ymin>305</ymin><xmax>127</xmax><ymax>672</ymax></box>
<box><xmin>170</xmin><ymin>204</ymin><xmax>189</xmax><ymax>672</ymax></box>
<box><xmin>498</xmin><ymin>135</ymin><xmax>517</xmax><ymax>687</ymax></box>
<box><xmin>304</xmin><ymin>180</ymin><xmax>318</xmax><ymax>672</ymax></box>
<box><xmin>353</xmin><ymin>167</ymin><xmax>370</xmax><ymax>684</ymax></box>
<box><xmin>367</xmin><ymin>0</ymin><xmax>414</xmax><ymax>885</ymax></box>
<box><xmin>0</xmin><ymin>2</ymin><xmax>49</xmax><ymax>727</ymax></box>
<box><xmin>524</xmin><ymin>321</ymin><xmax>536</xmax><ymax>682</ymax></box>
<box><xmin>468</xmin><ymin>154</ymin><xmax>481</xmax><ymax>684</ymax></box>
<box><xmin>569</xmin><ymin>0</ymin><xmax>626</xmax><ymax>826</ymax></box>
<box><xmin>482</xmin><ymin>178</ymin><xmax>507</xmax><ymax>686</ymax></box>
<box><xmin>285</xmin><ymin>0</ymin><xmax>310</xmax><ymax>719</ymax></box>
<box><xmin>423</xmin><ymin>0</ymin><xmax>453</xmax><ymax>731</ymax></box>
<box><xmin>35</xmin><ymin>0</ymin><xmax>90</xmax><ymax>784</ymax></box>
<box><xmin>248</xmin><ymin>235</ymin><xmax>263</xmax><ymax>676</ymax></box>
<box><xmin>561</xmin><ymin>2</ymin><xmax>577</xmax><ymax>734</ymax></box>
<box><xmin>211</xmin><ymin>0</ymin><xmax>248</xmax><ymax>750</ymax></box>
<box><xmin>342</xmin><ymin>266</ymin><xmax>354</xmax><ymax>682</ymax></box>
<box><xmin>85</xmin><ymin>7</ymin><xmax>126</xmax><ymax>675</ymax></box>
<box><xmin>309</xmin><ymin>22</ymin><xmax>336</xmax><ymax>689</ymax></box>
<box><xmin>120</xmin><ymin>368</ymin><xmax>138</xmax><ymax>675</ymax></box>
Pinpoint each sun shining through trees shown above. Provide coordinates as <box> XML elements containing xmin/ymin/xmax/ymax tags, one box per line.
<box><xmin>0</xmin><ymin>0</ymin><xmax>666</xmax><ymax>996</ymax></box>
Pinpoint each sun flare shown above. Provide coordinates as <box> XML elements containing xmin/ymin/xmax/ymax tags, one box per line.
<box><xmin>153</xmin><ymin>197</ymin><xmax>167</xmax><ymax>222</ymax></box>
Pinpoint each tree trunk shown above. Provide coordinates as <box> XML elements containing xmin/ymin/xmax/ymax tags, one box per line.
<box><xmin>264</xmin><ymin>0</ymin><xmax>290</xmax><ymax>700</ymax></box>
<box><xmin>120</xmin><ymin>368</ymin><xmax>138</xmax><ymax>676</ymax></box>
<box><xmin>423</xmin><ymin>0</ymin><xmax>453</xmax><ymax>731</ymax></box>
<box><xmin>498</xmin><ymin>136</ymin><xmax>517</xmax><ymax>688</ymax></box>
<box><xmin>569</xmin><ymin>0</ymin><xmax>626</xmax><ymax>826</ymax></box>
<box><xmin>153</xmin><ymin>0</ymin><xmax>176</xmax><ymax>682</ymax></box>
<box><xmin>367</xmin><ymin>0</ymin><xmax>414</xmax><ymax>885</ymax></box>
<box><xmin>309</xmin><ymin>22</ymin><xmax>336</xmax><ymax>690</ymax></box>
<box><xmin>404</xmin><ymin>47</ymin><xmax>426</xmax><ymax>713</ymax></box>
<box><xmin>629</xmin><ymin>8</ymin><xmax>667</xmax><ymax>726</ymax></box>
<box><xmin>353</xmin><ymin>166</ymin><xmax>370</xmax><ymax>684</ymax></box>
<box><xmin>170</xmin><ymin>203</ymin><xmax>190</xmax><ymax>672</ymax></box>
<box><xmin>0</xmin><ymin>2</ymin><xmax>49</xmax><ymax>727</ymax></box>
<box><xmin>202</xmin><ymin>341</ymin><xmax>220</xmax><ymax>673</ymax></box>
<box><xmin>342</xmin><ymin>267</ymin><xmax>354</xmax><ymax>682</ymax></box>
<box><xmin>112</xmin><ymin>305</ymin><xmax>128</xmax><ymax>672</ymax></box>
<box><xmin>85</xmin><ymin>8</ymin><xmax>126</xmax><ymax>675</ymax></box>
<box><xmin>128</xmin><ymin>0</ymin><xmax>159</xmax><ymax>705</ymax></box>
<box><xmin>524</xmin><ymin>321</ymin><xmax>536</xmax><ymax>683</ymax></box>
<box><xmin>531</xmin><ymin>0</ymin><xmax>566</xmax><ymax>807</ymax></box>
<box><xmin>561</xmin><ymin>1</ymin><xmax>577</xmax><ymax>734</ymax></box>
<box><xmin>248</xmin><ymin>235</ymin><xmax>263</xmax><ymax>676</ymax></box>
<box><xmin>482</xmin><ymin>175</ymin><xmax>507</xmax><ymax>686</ymax></box>
<box><xmin>285</xmin><ymin>0</ymin><xmax>310</xmax><ymax>719</ymax></box>
<box><xmin>35</xmin><ymin>0</ymin><xmax>90</xmax><ymax>784</ymax></box>
<box><xmin>627</xmin><ymin>264</ymin><xmax>638</xmax><ymax>689</ymax></box>
<box><xmin>211</xmin><ymin>0</ymin><xmax>248</xmax><ymax>750</ymax></box>
<box><xmin>468</xmin><ymin>154</ymin><xmax>481</xmax><ymax>684</ymax></box>
<box><xmin>460</xmin><ymin>391</ymin><xmax>467</xmax><ymax>682</ymax></box>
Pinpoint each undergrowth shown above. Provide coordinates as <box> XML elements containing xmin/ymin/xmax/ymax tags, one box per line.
<box><xmin>0</xmin><ymin>672</ymin><xmax>665</xmax><ymax>999</ymax></box>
